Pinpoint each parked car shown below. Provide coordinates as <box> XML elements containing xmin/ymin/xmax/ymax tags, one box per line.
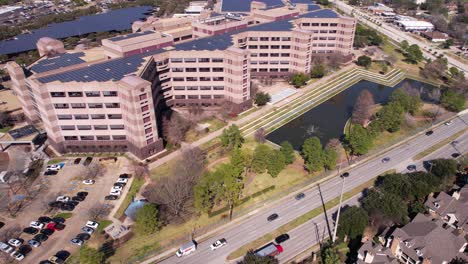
<box><xmin>81</xmin><ymin>227</ymin><xmax>94</xmax><ymax>235</ymax></box>
<box><xmin>109</xmin><ymin>189</ymin><xmax>121</xmax><ymax>196</ymax></box>
<box><xmin>28</xmin><ymin>239</ymin><xmax>41</xmax><ymax>247</ymax></box>
<box><xmin>407</xmin><ymin>165</ymin><xmax>417</xmax><ymax>171</ymax></box>
<box><xmin>44</xmin><ymin>170</ymin><xmax>58</xmax><ymax>176</ymax></box>
<box><xmin>111</xmin><ymin>185</ymin><xmax>123</xmax><ymax>191</ymax></box>
<box><xmin>38</xmin><ymin>216</ymin><xmax>51</xmax><ymax>223</ymax></box>
<box><xmin>8</xmin><ymin>239</ymin><xmax>22</xmax><ymax>247</ymax></box>
<box><xmin>210</xmin><ymin>238</ymin><xmax>227</xmax><ymax>250</ymax></box>
<box><xmin>116</xmin><ymin>178</ymin><xmax>128</xmax><ymax>184</ymax></box>
<box><xmin>48</xmin><ymin>201</ymin><xmax>62</xmax><ymax>208</ymax></box>
<box><xmin>0</xmin><ymin>242</ymin><xmax>13</xmax><ymax>253</ymax></box>
<box><xmin>381</xmin><ymin>157</ymin><xmax>391</xmax><ymax>163</ymax></box>
<box><xmin>56</xmin><ymin>196</ymin><xmax>70</xmax><ymax>202</ymax></box>
<box><xmin>30</xmin><ymin>221</ymin><xmax>44</xmax><ymax>229</ymax></box>
<box><xmin>105</xmin><ymin>195</ymin><xmax>119</xmax><ymax>200</ymax></box>
<box><xmin>67</xmin><ymin>201</ymin><xmax>79</xmax><ymax>206</ymax></box>
<box><xmin>70</xmin><ymin>238</ymin><xmax>83</xmax><ymax>246</ymax></box>
<box><xmin>72</xmin><ymin>196</ymin><xmax>85</xmax><ymax>202</ymax></box>
<box><xmin>77</xmin><ymin>191</ymin><xmax>88</xmax><ymax>197</ymax></box>
<box><xmin>46</xmin><ymin>165</ymin><xmax>61</xmax><ymax>171</ymax></box>
<box><xmin>76</xmin><ymin>233</ymin><xmax>91</xmax><ymax>241</ymax></box>
<box><xmin>73</xmin><ymin>158</ymin><xmax>81</xmax><ymax>165</ymax></box>
<box><xmin>119</xmin><ymin>173</ymin><xmax>130</xmax><ymax>178</ymax></box>
<box><xmin>295</xmin><ymin>193</ymin><xmax>305</xmax><ymax>200</ymax></box>
<box><xmin>340</xmin><ymin>172</ymin><xmax>350</xmax><ymax>178</ymax></box>
<box><xmin>275</xmin><ymin>234</ymin><xmax>290</xmax><ymax>244</ymax></box>
<box><xmin>23</xmin><ymin>227</ymin><xmax>39</xmax><ymax>235</ymax></box>
<box><xmin>114</xmin><ymin>182</ymin><xmax>125</xmax><ymax>188</ymax></box>
<box><xmin>444</xmin><ymin>120</ymin><xmax>453</xmax><ymax>126</ymax></box>
<box><xmin>47</xmin><ymin>223</ymin><xmax>65</xmax><ymax>231</ymax></box>
<box><xmin>267</xmin><ymin>213</ymin><xmax>279</xmax><ymax>222</ymax></box>
<box><xmin>34</xmin><ymin>234</ymin><xmax>48</xmax><ymax>242</ymax></box>
<box><xmin>452</xmin><ymin>153</ymin><xmax>461</xmax><ymax>158</ymax></box>
<box><xmin>60</xmin><ymin>204</ymin><xmax>74</xmax><ymax>211</ymax></box>
<box><xmin>86</xmin><ymin>221</ymin><xmax>99</xmax><ymax>229</ymax></box>
<box><xmin>48</xmin><ymin>255</ymin><xmax>65</xmax><ymax>264</ymax></box>
<box><xmin>10</xmin><ymin>251</ymin><xmax>25</xmax><ymax>261</ymax></box>
<box><xmin>54</xmin><ymin>250</ymin><xmax>70</xmax><ymax>261</ymax></box>
<box><xmin>41</xmin><ymin>228</ymin><xmax>54</xmax><ymax>236</ymax></box>
<box><xmin>425</xmin><ymin>130</ymin><xmax>434</xmax><ymax>136</ymax></box>
<box><xmin>52</xmin><ymin>217</ymin><xmax>65</xmax><ymax>224</ymax></box>
<box><xmin>82</xmin><ymin>179</ymin><xmax>95</xmax><ymax>185</ymax></box>
<box><xmin>83</xmin><ymin>157</ymin><xmax>93</xmax><ymax>166</ymax></box>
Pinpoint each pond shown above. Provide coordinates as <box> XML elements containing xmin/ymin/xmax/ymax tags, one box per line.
<box><xmin>0</xmin><ymin>6</ymin><xmax>152</xmax><ymax>55</ymax></box>
<box><xmin>266</xmin><ymin>79</ymin><xmax>438</xmax><ymax>150</ymax></box>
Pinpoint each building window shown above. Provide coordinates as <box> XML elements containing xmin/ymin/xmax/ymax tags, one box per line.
<box><xmin>145</xmin><ymin>127</ymin><xmax>152</xmax><ymax>134</ymax></box>
<box><xmin>51</xmin><ymin>92</ymin><xmax>65</xmax><ymax>97</ymax></box>
<box><xmin>110</xmin><ymin>125</ymin><xmax>124</xmax><ymax>130</ymax></box>
<box><xmin>175</xmin><ymin>95</ymin><xmax>186</xmax><ymax>99</ymax></box>
<box><xmin>271</xmin><ymin>37</ymin><xmax>280</xmax><ymax>41</ymax></box>
<box><xmin>330</xmin><ymin>23</ymin><xmax>338</xmax><ymax>26</ymax></box>
<box><xmin>71</xmin><ymin>103</ymin><xmax>86</xmax><ymax>109</ymax></box>
<box><xmin>259</xmin><ymin>53</ymin><xmax>268</xmax><ymax>57</ymax></box>
<box><xmin>108</xmin><ymin>114</ymin><xmax>122</xmax><ymax>119</ymax></box>
<box><xmin>281</xmin><ymin>37</ymin><xmax>291</xmax><ymax>41</ymax></box>
<box><xmin>212</xmin><ymin>77</ymin><xmax>224</xmax><ymax>81</ymax></box>
<box><xmin>172</xmin><ymin>68</ymin><xmax>184</xmax><ymax>72</ymax></box>
<box><xmin>281</xmin><ymin>45</ymin><xmax>291</xmax><ymax>49</ymax></box>
<box><xmin>91</xmin><ymin>114</ymin><xmax>106</xmax><ymax>119</ymax></box>
<box><xmin>213</xmin><ymin>95</ymin><xmax>224</xmax><ymax>99</ymax></box>
<box><xmin>170</xmin><ymin>58</ymin><xmax>183</xmax><ymax>63</ymax></box>
<box><xmin>85</xmin><ymin>91</ymin><xmax>100</xmax><ymax>97</ymax></box>
<box><xmin>64</xmin><ymin>136</ymin><xmax>78</xmax><ymax>140</ymax></box>
<box><xmin>103</xmin><ymin>91</ymin><xmax>118</xmax><ymax>97</ymax></box>
<box><xmin>281</xmin><ymin>53</ymin><xmax>290</xmax><ymax>57</ymax></box>
<box><xmin>212</xmin><ymin>58</ymin><xmax>223</xmax><ymax>63</ymax></box>
<box><xmin>200</xmin><ymin>77</ymin><xmax>210</xmax><ymax>82</ymax></box>
<box><xmin>141</xmin><ymin>105</ymin><xmax>149</xmax><ymax>112</ymax></box>
<box><xmin>198</xmin><ymin>58</ymin><xmax>210</xmax><ymax>62</ymax></box>
<box><xmin>77</xmin><ymin>125</ymin><xmax>92</xmax><ymax>130</ymax></box>
<box><xmin>58</xmin><ymin>115</ymin><xmax>72</xmax><ymax>120</ymax></box>
<box><xmin>213</xmin><ymin>86</ymin><xmax>224</xmax><ymax>90</ymax></box>
<box><xmin>259</xmin><ymin>45</ymin><xmax>268</xmax><ymax>49</ymax></box>
<box><xmin>113</xmin><ymin>135</ymin><xmax>126</xmax><ymax>140</ymax></box>
<box><xmin>61</xmin><ymin>125</ymin><xmax>75</xmax><ymax>130</ymax></box>
<box><xmin>173</xmin><ymin>77</ymin><xmax>184</xmax><ymax>82</ymax></box>
<box><xmin>186</xmin><ymin>68</ymin><xmax>197</xmax><ymax>72</ymax></box>
<box><xmin>88</xmin><ymin>103</ymin><xmax>103</xmax><ymax>108</ymax></box>
<box><xmin>54</xmin><ymin>103</ymin><xmax>69</xmax><ymax>109</ymax></box>
<box><xmin>68</xmin><ymin>92</ymin><xmax>83</xmax><ymax>97</ymax></box>
<box><xmin>249</xmin><ymin>37</ymin><xmax>258</xmax><ymax>41</ymax></box>
<box><xmin>139</xmin><ymin>93</ymin><xmax>147</xmax><ymax>100</ymax></box>
<box><xmin>188</xmin><ymin>95</ymin><xmax>198</xmax><ymax>99</ymax></box>
<box><xmin>184</xmin><ymin>58</ymin><xmax>196</xmax><ymax>63</ymax></box>
<box><xmin>96</xmin><ymin>136</ymin><xmax>110</xmax><ymax>140</ymax></box>
<box><xmin>105</xmin><ymin>103</ymin><xmax>120</xmax><ymax>108</ymax></box>
<box><xmin>74</xmin><ymin>114</ymin><xmax>89</xmax><ymax>120</ymax></box>
<box><xmin>80</xmin><ymin>136</ymin><xmax>94</xmax><ymax>140</ymax></box>
<box><xmin>200</xmin><ymin>95</ymin><xmax>211</xmax><ymax>99</ymax></box>
<box><xmin>186</xmin><ymin>77</ymin><xmax>198</xmax><ymax>81</ymax></box>
<box><xmin>147</xmin><ymin>138</ymin><xmax>154</xmax><ymax>144</ymax></box>
<box><xmin>212</xmin><ymin>68</ymin><xmax>223</xmax><ymax>72</ymax></box>
<box><xmin>249</xmin><ymin>45</ymin><xmax>258</xmax><ymax>49</ymax></box>
<box><xmin>321</xmin><ymin>23</ymin><xmax>329</xmax><ymax>26</ymax></box>
<box><xmin>199</xmin><ymin>68</ymin><xmax>210</xmax><ymax>72</ymax></box>
<box><xmin>271</xmin><ymin>45</ymin><xmax>280</xmax><ymax>49</ymax></box>
<box><xmin>200</xmin><ymin>86</ymin><xmax>211</xmax><ymax>90</ymax></box>
<box><xmin>143</xmin><ymin>117</ymin><xmax>151</xmax><ymax>123</ymax></box>
<box><xmin>260</xmin><ymin>37</ymin><xmax>269</xmax><ymax>41</ymax></box>
<box><xmin>187</xmin><ymin>86</ymin><xmax>198</xmax><ymax>90</ymax></box>
<box><xmin>174</xmin><ymin>86</ymin><xmax>185</xmax><ymax>90</ymax></box>
<box><xmin>94</xmin><ymin>125</ymin><xmax>108</xmax><ymax>130</ymax></box>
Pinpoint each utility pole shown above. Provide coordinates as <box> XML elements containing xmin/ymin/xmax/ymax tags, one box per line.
<box><xmin>332</xmin><ymin>155</ymin><xmax>347</xmax><ymax>243</ymax></box>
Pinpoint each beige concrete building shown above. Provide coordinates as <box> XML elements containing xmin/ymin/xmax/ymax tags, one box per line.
<box><xmin>6</xmin><ymin>2</ymin><xmax>355</xmax><ymax>159</ymax></box>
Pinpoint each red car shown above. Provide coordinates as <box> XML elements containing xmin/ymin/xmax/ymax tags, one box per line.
<box><xmin>46</xmin><ymin>222</ymin><xmax>65</xmax><ymax>231</ymax></box>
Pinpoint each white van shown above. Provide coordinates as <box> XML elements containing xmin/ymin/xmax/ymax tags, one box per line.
<box><xmin>176</xmin><ymin>240</ymin><xmax>197</xmax><ymax>257</ymax></box>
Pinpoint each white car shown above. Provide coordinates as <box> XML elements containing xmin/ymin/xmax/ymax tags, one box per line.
<box><xmin>86</xmin><ymin>221</ymin><xmax>99</xmax><ymax>229</ymax></box>
<box><xmin>30</xmin><ymin>221</ymin><xmax>44</xmax><ymax>229</ymax></box>
<box><xmin>210</xmin><ymin>238</ymin><xmax>227</xmax><ymax>250</ymax></box>
<box><xmin>111</xmin><ymin>185</ymin><xmax>123</xmax><ymax>191</ymax></box>
<box><xmin>109</xmin><ymin>189</ymin><xmax>121</xmax><ymax>196</ymax></box>
<box><xmin>116</xmin><ymin>178</ymin><xmax>128</xmax><ymax>184</ymax></box>
<box><xmin>56</xmin><ymin>196</ymin><xmax>70</xmax><ymax>202</ymax></box>
<box><xmin>0</xmin><ymin>242</ymin><xmax>13</xmax><ymax>253</ymax></box>
<box><xmin>82</xmin><ymin>179</ymin><xmax>95</xmax><ymax>185</ymax></box>
<box><xmin>7</xmin><ymin>239</ymin><xmax>22</xmax><ymax>247</ymax></box>
<box><xmin>10</xmin><ymin>251</ymin><xmax>24</xmax><ymax>261</ymax></box>
<box><xmin>46</xmin><ymin>164</ymin><xmax>61</xmax><ymax>171</ymax></box>
<box><xmin>445</xmin><ymin>120</ymin><xmax>453</xmax><ymax>126</ymax></box>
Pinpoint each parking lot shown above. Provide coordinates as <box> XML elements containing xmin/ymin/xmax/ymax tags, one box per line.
<box><xmin>0</xmin><ymin>156</ymin><xmax>132</xmax><ymax>262</ymax></box>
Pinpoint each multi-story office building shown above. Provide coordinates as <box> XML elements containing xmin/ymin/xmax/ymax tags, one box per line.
<box><xmin>6</xmin><ymin>1</ymin><xmax>356</xmax><ymax>159</ymax></box>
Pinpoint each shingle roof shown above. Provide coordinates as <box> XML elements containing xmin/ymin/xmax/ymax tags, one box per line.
<box><xmin>425</xmin><ymin>186</ymin><xmax>468</xmax><ymax>231</ymax></box>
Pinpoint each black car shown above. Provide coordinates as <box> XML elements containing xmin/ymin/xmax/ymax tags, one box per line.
<box><xmin>44</xmin><ymin>170</ymin><xmax>58</xmax><ymax>176</ymax></box>
<box><xmin>72</xmin><ymin>196</ymin><xmax>85</xmax><ymax>202</ymax></box>
<box><xmin>55</xmin><ymin>250</ymin><xmax>70</xmax><ymax>261</ymax></box>
<box><xmin>105</xmin><ymin>195</ymin><xmax>119</xmax><ymax>200</ymax></box>
<box><xmin>34</xmin><ymin>234</ymin><xmax>48</xmax><ymax>242</ymax></box>
<box><xmin>77</xmin><ymin>191</ymin><xmax>88</xmax><ymax>197</ymax></box>
<box><xmin>295</xmin><ymin>193</ymin><xmax>305</xmax><ymax>200</ymax></box>
<box><xmin>381</xmin><ymin>157</ymin><xmax>391</xmax><ymax>163</ymax></box>
<box><xmin>41</xmin><ymin>228</ymin><xmax>54</xmax><ymax>236</ymax></box>
<box><xmin>341</xmin><ymin>172</ymin><xmax>350</xmax><ymax>178</ymax></box>
<box><xmin>0</xmin><ymin>221</ymin><xmax>4</xmax><ymax>229</ymax></box>
<box><xmin>114</xmin><ymin>182</ymin><xmax>125</xmax><ymax>188</ymax></box>
<box><xmin>52</xmin><ymin>217</ymin><xmax>65</xmax><ymax>224</ymax></box>
<box><xmin>38</xmin><ymin>216</ymin><xmax>52</xmax><ymax>223</ymax></box>
<box><xmin>23</xmin><ymin>227</ymin><xmax>39</xmax><ymax>235</ymax></box>
<box><xmin>267</xmin><ymin>213</ymin><xmax>279</xmax><ymax>222</ymax></box>
<box><xmin>60</xmin><ymin>204</ymin><xmax>75</xmax><ymax>211</ymax></box>
<box><xmin>452</xmin><ymin>153</ymin><xmax>461</xmax><ymax>158</ymax></box>
<box><xmin>76</xmin><ymin>233</ymin><xmax>91</xmax><ymax>241</ymax></box>
<box><xmin>18</xmin><ymin>245</ymin><xmax>32</xmax><ymax>255</ymax></box>
<box><xmin>407</xmin><ymin>165</ymin><xmax>417</xmax><ymax>171</ymax></box>
<box><xmin>67</xmin><ymin>201</ymin><xmax>79</xmax><ymax>206</ymax></box>
<box><xmin>425</xmin><ymin>130</ymin><xmax>434</xmax><ymax>136</ymax></box>
<box><xmin>73</xmin><ymin>158</ymin><xmax>81</xmax><ymax>165</ymax></box>
<box><xmin>275</xmin><ymin>233</ymin><xmax>290</xmax><ymax>244</ymax></box>
<box><xmin>119</xmin><ymin>173</ymin><xmax>130</xmax><ymax>178</ymax></box>
<box><xmin>48</xmin><ymin>201</ymin><xmax>63</xmax><ymax>208</ymax></box>
<box><xmin>83</xmin><ymin>157</ymin><xmax>93</xmax><ymax>166</ymax></box>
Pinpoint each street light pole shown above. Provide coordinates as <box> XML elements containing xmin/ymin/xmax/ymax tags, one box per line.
<box><xmin>332</xmin><ymin>174</ymin><xmax>346</xmax><ymax>243</ymax></box>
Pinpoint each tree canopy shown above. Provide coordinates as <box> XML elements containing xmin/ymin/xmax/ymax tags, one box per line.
<box><xmin>238</xmin><ymin>251</ymin><xmax>279</xmax><ymax>264</ymax></box>
<box><xmin>346</xmin><ymin>124</ymin><xmax>373</xmax><ymax>155</ymax></box>
<box><xmin>290</xmin><ymin>73</ymin><xmax>310</xmax><ymax>88</ymax></box>
<box><xmin>221</xmin><ymin>125</ymin><xmax>245</xmax><ymax>149</ymax></box>
<box><xmin>357</xmin><ymin>55</ymin><xmax>372</xmax><ymax>68</ymax></box>
<box><xmin>280</xmin><ymin>141</ymin><xmax>295</xmax><ymax>164</ymax></box>
<box><xmin>301</xmin><ymin>137</ymin><xmax>324</xmax><ymax>172</ymax></box>
<box><xmin>310</xmin><ymin>64</ymin><xmax>326</xmax><ymax>78</ymax></box>
<box><xmin>441</xmin><ymin>89</ymin><xmax>465</xmax><ymax>112</ymax></box>
<box><xmin>79</xmin><ymin>246</ymin><xmax>105</xmax><ymax>264</ymax></box>
<box><xmin>337</xmin><ymin>206</ymin><xmax>369</xmax><ymax>240</ymax></box>
<box><xmin>255</xmin><ymin>92</ymin><xmax>271</xmax><ymax>106</ymax></box>
<box><xmin>352</xmin><ymin>89</ymin><xmax>375</xmax><ymax>126</ymax></box>
<box><xmin>135</xmin><ymin>204</ymin><xmax>161</xmax><ymax>234</ymax></box>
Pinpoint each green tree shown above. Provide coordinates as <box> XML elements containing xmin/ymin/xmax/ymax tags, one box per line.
<box><xmin>346</xmin><ymin>124</ymin><xmax>372</xmax><ymax>155</ymax></box>
<box><xmin>230</xmin><ymin>148</ymin><xmax>246</xmax><ymax>175</ymax></box>
<box><xmin>310</xmin><ymin>64</ymin><xmax>326</xmax><ymax>78</ymax></box>
<box><xmin>194</xmin><ymin>173</ymin><xmax>220</xmax><ymax>213</ymax></box>
<box><xmin>221</xmin><ymin>125</ymin><xmax>245</xmax><ymax>149</ymax></box>
<box><xmin>215</xmin><ymin>163</ymin><xmax>244</xmax><ymax>220</ymax></box>
<box><xmin>442</xmin><ymin>39</ymin><xmax>454</xmax><ymax>49</ymax></box>
<box><xmin>400</xmin><ymin>40</ymin><xmax>409</xmax><ymax>51</ymax></box>
<box><xmin>238</xmin><ymin>250</ymin><xmax>279</xmax><ymax>264</ymax></box>
<box><xmin>389</xmin><ymin>89</ymin><xmax>421</xmax><ymax>115</ymax></box>
<box><xmin>405</xmin><ymin>44</ymin><xmax>423</xmax><ymax>63</ymax></box>
<box><xmin>323</xmin><ymin>146</ymin><xmax>338</xmax><ymax>170</ymax></box>
<box><xmin>377</xmin><ymin>102</ymin><xmax>404</xmax><ymax>132</ymax></box>
<box><xmin>252</xmin><ymin>144</ymin><xmax>273</xmax><ymax>173</ymax></box>
<box><xmin>79</xmin><ymin>246</ymin><xmax>105</xmax><ymax>264</ymax></box>
<box><xmin>280</xmin><ymin>141</ymin><xmax>295</xmax><ymax>164</ymax></box>
<box><xmin>301</xmin><ymin>137</ymin><xmax>324</xmax><ymax>172</ymax></box>
<box><xmin>362</xmin><ymin>189</ymin><xmax>408</xmax><ymax>224</ymax></box>
<box><xmin>267</xmin><ymin>150</ymin><xmax>286</xmax><ymax>177</ymax></box>
<box><xmin>337</xmin><ymin>206</ymin><xmax>369</xmax><ymax>240</ymax></box>
<box><xmin>290</xmin><ymin>73</ymin><xmax>310</xmax><ymax>88</ymax></box>
<box><xmin>428</xmin><ymin>159</ymin><xmax>458</xmax><ymax>179</ymax></box>
<box><xmin>449</xmin><ymin>67</ymin><xmax>461</xmax><ymax>79</ymax></box>
<box><xmin>376</xmin><ymin>173</ymin><xmax>413</xmax><ymax>200</ymax></box>
<box><xmin>321</xmin><ymin>243</ymin><xmax>341</xmax><ymax>264</ymax></box>
<box><xmin>255</xmin><ymin>92</ymin><xmax>271</xmax><ymax>106</ymax></box>
<box><xmin>135</xmin><ymin>204</ymin><xmax>161</xmax><ymax>234</ymax></box>
<box><xmin>356</xmin><ymin>55</ymin><xmax>372</xmax><ymax>68</ymax></box>
<box><xmin>441</xmin><ymin>90</ymin><xmax>465</xmax><ymax>112</ymax></box>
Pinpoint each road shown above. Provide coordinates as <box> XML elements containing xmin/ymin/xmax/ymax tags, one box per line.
<box><xmin>333</xmin><ymin>0</ymin><xmax>468</xmax><ymax>74</ymax></box>
<box><xmin>276</xmin><ymin>129</ymin><xmax>468</xmax><ymax>263</ymax></box>
<box><xmin>150</xmin><ymin>114</ymin><xmax>467</xmax><ymax>264</ymax></box>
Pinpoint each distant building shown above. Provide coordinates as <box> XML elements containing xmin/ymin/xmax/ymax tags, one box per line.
<box><xmin>367</xmin><ymin>3</ymin><xmax>393</xmax><ymax>15</ymax></box>
<box><xmin>425</xmin><ymin>186</ymin><xmax>468</xmax><ymax>232</ymax></box>
<box><xmin>395</xmin><ymin>20</ymin><xmax>434</xmax><ymax>31</ymax></box>
<box><xmin>420</xmin><ymin>31</ymin><xmax>449</xmax><ymax>42</ymax></box>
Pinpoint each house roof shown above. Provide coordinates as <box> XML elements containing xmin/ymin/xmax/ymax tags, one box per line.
<box><xmin>357</xmin><ymin>241</ymin><xmax>398</xmax><ymax>264</ymax></box>
<box><xmin>425</xmin><ymin>186</ymin><xmax>468</xmax><ymax>231</ymax></box>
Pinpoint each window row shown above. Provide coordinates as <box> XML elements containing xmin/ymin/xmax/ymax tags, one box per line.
<box><xmin>309</xmin><ymin>30</ymin><xmax>338</xmax><ymax>34</ymax></box>
<box><xmin>57</xmin><ymin>114</ymin><xmax>122</xmax><ymax>120</ymax></box>
<box><xmin>174</xmin><ymin>95</ymin><xmax>224</xmax><ymax>99</ymax></box>
<box><xmin>54</xmin><ymin>103</ymin><xmax>120</xmax><ymax>109</ymax></box>
<box><xmin>51</xmin><ymin>91</ymin><xmax>117</xmax><ymax>98</ymax></box>
<box><xmin>250</xmin><ymin>61</ymin><xmax>290</xmax><ymax>65</ymax></box>
<box><xmin>248</xmin><ymin>45</ymin><xmax>291</xmax><ymax>50</ymax></box>
<box><xmin>301</xmin><ymin>23</ymin><xmax>338</xmax><ymax>27</ymax></box>
<box><xmin>64</xmin><ymin>135</ymin><xmax>126</xmax><ymax>141</ymax></box>
<box><xmin>312</xmin><ymin>43</ymin><xmax>336</xmax><ymax>47</ymax></box>
<box><xmin>312</xmin><ymin>37</ymin><xmax>337</xmax><ymax>41</ymax></box>
<box><xmin>60</xmin><ymin>124</ymin><xmax>125</xmax><ymax>130</ymax></box>
<box><xmin>251</xmin><ymin>53</ymin><xmax>290</xmax><ymax>57</ymax></box>
<box><xmin>172</xmin><ymin>77</ymin><xmax>224</xmax><ymax>82</ymax></box>
<box><xmin>170</xmin><ymin>58</ymin><xmax>224</xmax><ymax>63</ymax></box>
<box><xmin>173</xmin><ymin>86</ymin><xmax>224</xmax><ymax>91</ymax></box>
<box><xmin>171</xmin><ymin>67</ymin><xmax>223</xmax><ymax>73</ymax></box>
<box><xmin>251</xmin><ymin>68</ymin><xmax>289</xmax><ymax>72</ymax></box>
<box><xmin>249</xmin><ymin>37</ymin><xmax>291</xmax><ymax>41</ymax></box>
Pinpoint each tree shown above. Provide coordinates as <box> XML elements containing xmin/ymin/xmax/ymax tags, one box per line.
<box><xmin>390</xmin><ymin>89</ymin><xmax>421</xmax><ymax>115</ymax></box>
<box><xmin>321</xmin><ymin>243</ymin><xmax>341</xmax><ymax>264</ymax></box>
<box><xmin>352</xmin><ymin>89</ymin><xmax>375</xmax><ymax>125</ymax></box>
<box><xmin>135</xmin><ymin>204</ymin><xmax>160</xmax><ymax>234</ymax></box>
<box><xmin>362</xmin><ymin>189</ymin><xmax>408</xmax><ymax>224</ymax></box>
<box><xmin>83</xmin><ymin>162</ymin><xmax>105</xmax><ymax>180</ymax></box>
<box><xmin>254</xmin><ymin>127</ymin><xmax>267</xmax><ymax>143</ymax></box>
<box><xmin>310</xmin><ymin>64</ymin><xmax>326</xmax><ymax>78</ymax></box>
<box><xmin>442</xmin><ymin>39</ymin><xmax>454</xmax><ymax>49</ymax></box>
<box><xmin>163</xmin><ymin>114</ymin><xmax>191</xmax><ymax>146</ymax></box>
<box><xmin>216</xmin><ymin>163</ymin><xmax>244</xmax><ymax>220</ymax></box>
<box><xmin>80</xmin><ymin>246</ymin><xmax>105</xmax><ymax>264</ymax></box>
<box><xmin>230</xmin><ymin>148</ymin><xmax>246</xmax><ymax>176</ymax></box>
<box><xmin>323</xmin><ymin>146</ymin><xmax>338</xmax><ymax>170</ymax></box>
<box><xmin>221</xmin><ymin>125</ymin><xmax>244</xmax><ymax>149</ymax></box>
<box><xmin>301</xmin><ymin>137</ymin><xmax>324</xmax><ymax>172</ymax></box>
<box><xmin>356</xmin><ymin>55</ymin><xmax>372</xmax><ymax>68</ymax></box>
<box><xmin>422</xmin><ymin>57</ymin><xmax>447</xmax><ymax>80</ymax></box>
<box><xmin>375</xmin><ymin>173</ymin><xmax>413</xmax><ymax>200</ymax></box>
<box><xmin>441</xmin><ymin>90</ymin><xmax>465</xmax><ymax>112</ymax></box>
<box><xmin>238</xmin><ymin>250</ymin><xmax>279</xmax><ymax>264</ymax></box>
<box><xmin>290</xmin><ymin>73</ymin><xmax>309</xmax><ymax>88</ymax></box>
<box><xmin>337</xmin><ymin>206</ymin><xmax>369</xmax><ymax>240</ymax></box>
<box><xmin>377</xmin><ymin>102</ymin><xmax>404</xmax><ymax>132</ymax></box>
<box><xmin>280</xmin><ymin>141</ymin><xmax>295</xmax><ymax>164</ymax></box>
<box><xmin>267</xmin><ymin>150</ymin><xmax>286</xmax><ymax>177</ymax></box>
<box><xmin>449</xmin><ymin>67</ymin><xmax>461</xmax><ymax>79</ymax></box>
<box><xmin>405</xmin><ymin>44</ymin><xmax>423</xmax><ymax>64</ymax></box>
<box><xmin>400</xmin><ymin>40</ymin><xmax>409</xmax><ymax>51</ymax></box>
<box><xmin>88</xmin><ymin>203</ymin><xmax>108</xmax><ymax>221</ymax></box>
<box><xmin>193</xmin><ymin>173</ymin><xmax>217</xmax><ymax>213</ymax></box>
<box><xmin>252</xmin><ymin>144</ymin><xmax>272</xmax><ymax>173</ymax></box>
<box><xmin>428</xmin><ymin>159</ymin><xmax>458</xmax><ymax>179</ymax></box>
<box><xmin>255</xmin><ymin>92</ymin><xmax>271</xmax><ymax>106</ymax></box>
<box><xmin>346</xmin><ymin>124</ymin><xmax>372</xmax><ymax>155</ymax></box>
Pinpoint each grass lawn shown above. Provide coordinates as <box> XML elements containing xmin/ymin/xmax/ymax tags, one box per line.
<box><xmin>0</xmin><ymin>126</ymin><xmax>12</xmax><ymax>133</ymax></box>
<box><xmin>54</xmin><ymin>212</ymin><xmax>73</xmax><ymax>219</ymax></box>
<box><xmin>113</xmin><ymin>177</ymin><xmax>145</xmax><ymax>219</ymax></box>
<box><xmin>47</xmin><ymin>158</ymin><xmax>66</xmax><ymax>165</ymax></box>
<box><xmin>97</xmin><ymin>220</ymin><xmax>113</xmax><ymax>232</ymax></box>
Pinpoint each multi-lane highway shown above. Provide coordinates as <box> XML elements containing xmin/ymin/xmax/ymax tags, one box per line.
<box><xmin>147</xmin><ymin>113</ymin><xmax>467</xmax><ymax>264</ymax></box>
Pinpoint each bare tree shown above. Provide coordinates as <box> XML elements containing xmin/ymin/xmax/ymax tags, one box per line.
<box><xmin>401</xmin><ymin>82</ymin><xmax>420</xmax><ymax>97</ymax></box>
<box><xmin>88</xmin><ymin>203</ymin><xmax>109</xmax><ymax>221</ymax></box>
<box><xmin>404</xmin><ymin>113</ymin><xmax>417</xmax><ymax>127</ymax></box>
<box><xmin>84</xmin><ymin>162</ymin><xmax>105</xmax><ymax>180</ymax></box>
<box><xmin>219</xmin><ymin>100</ymin><xmax>235</xmax><ymax>122</ymax></box>
<box><xmin>352</xmin><ymin>90</ymin><xmax>375</xmax><ymax>126</ymax></box>
<box><xmin>254</xmin><ymin>128</ymin><xmax>266</xmax><ymax>143</ymax></box>
<box><xmin>132</xmin><ymin>163</ymin><xmax>149</xmax><ymax>180</ymax></box>
<box><xmin>174</xmin><ymin>146</ymin><xmax>205</xmax><ymax>181</ymax></box>
<box><xmin>188</xmin><ymin>104</ymin><xmax>204</xmax><ymax>119</ymax></box>
<box><xmin>385</xmin><ymin>53</ymin><xmax>398</xmax><ymax>66</ymax></box>
<box><xmin>0</xmin><ymin>224</ymin><xmax>21</xmax><ymax>241</ymax></box>
<box><xmin>162</xmin><ymin>114</ymin><xmax>191</xmax><ymax>146</ymax></box>
<box><xmin>326</xmin><ymin>53</ymin><xmax>344</xmax><ymax>69</ymax></box>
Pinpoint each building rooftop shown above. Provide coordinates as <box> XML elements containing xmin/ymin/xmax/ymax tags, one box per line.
<box><xmin>30</xmin><ymin>52</ymin><xmax>86</xmax><ymax>73</ymax></box>
<box><xmin>221</xmin><ymin>0</ymin><xmax>284</xmax><ymax>12</ymax></box>
<box><xmin>108</xmin><ymin>31</ymin><xmax>156</xmax><ymax>42</ymax></box>
<box><xmin>425</xmin><ymin>186</ymin><xmax>468</xmax><ymax>231</ymax></box>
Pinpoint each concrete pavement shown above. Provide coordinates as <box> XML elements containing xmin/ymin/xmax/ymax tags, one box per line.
<box><xmin>146</xmin><ymin>113</ymin><xmax>467</xmax><ymax>264</ymax></box>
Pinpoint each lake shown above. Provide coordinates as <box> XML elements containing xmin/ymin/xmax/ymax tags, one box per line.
<box><xmin>266</xmin><ymin>79</ymin><xmax>437</xmax><ymax>150</ymax></box>
<box><xmin>0</xmin><ymin>6</ymin><xmax>152</xmax><ymax>55</ymax></box>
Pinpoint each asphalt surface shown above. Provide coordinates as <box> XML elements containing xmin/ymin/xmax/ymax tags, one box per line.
<box><xmin>154</xmin><ymin>114</ymin><xmax>467</xmax><ymax>264</ymax></box>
